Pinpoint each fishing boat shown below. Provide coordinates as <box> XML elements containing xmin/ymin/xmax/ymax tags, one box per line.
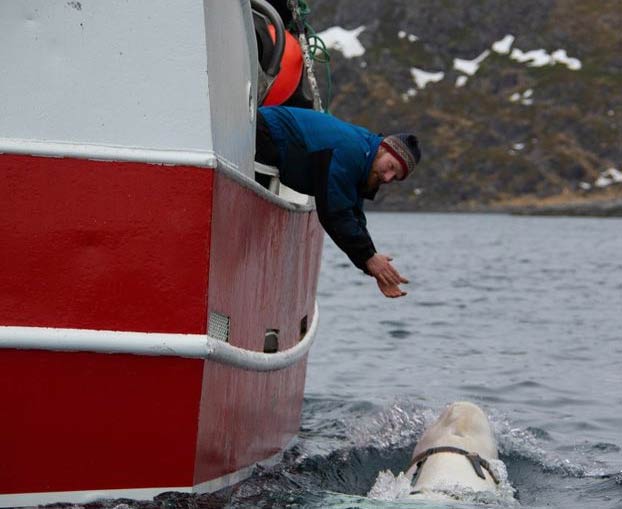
<box><xmin>0</xmin><ymin>0</ymin><xmax>324</xmax><ymax>505</ymax></box>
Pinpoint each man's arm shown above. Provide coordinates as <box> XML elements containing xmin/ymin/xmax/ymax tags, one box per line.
<box><xmin>311</xmin><ymin>150</ymin><xmax>408</xmax><ymax>297</ymax></box>
<box><xmin>317</xmin><ymin>206</ymin><xmax>376</xmax><ymax>272</ymax></box>
<box><xmin>311</xmin><ymin>150</ymin><xmax>373</xmax><ymax>270</ymax></box>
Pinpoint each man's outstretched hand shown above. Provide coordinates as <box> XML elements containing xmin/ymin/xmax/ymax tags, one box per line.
<box><xmin>365</xmin><ymin>253</ymin><xmax>409</xmax><ymax>298</ymax></box>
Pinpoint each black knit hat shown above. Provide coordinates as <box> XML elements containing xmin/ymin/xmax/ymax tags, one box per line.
<box><xmin>380</xmin><ymin>134</ymin><xmax>421</xmax><ymax>179</ymax></box>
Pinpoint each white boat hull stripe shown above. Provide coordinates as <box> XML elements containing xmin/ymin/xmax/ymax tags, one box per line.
<box><xmin>0</xmin><ymin>304</ymin><xmax>318</xmax><ymax>372</ymax></box>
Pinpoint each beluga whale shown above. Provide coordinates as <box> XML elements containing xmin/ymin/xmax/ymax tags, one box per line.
<box><xmin>369</xmin><ymin>401</ymin><xmax>513</xmax><ymax>504</ymax></box>
<box><xmin>405</xmin><ymin>401</ymin><xmax>501</xmax><ymax>500</ymax></box>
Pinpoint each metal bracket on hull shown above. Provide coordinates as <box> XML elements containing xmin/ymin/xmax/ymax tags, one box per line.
<box><xmin>0</xmin><ymin>304</ymin><xmax>318</xmax><ymax>372</ymax></box>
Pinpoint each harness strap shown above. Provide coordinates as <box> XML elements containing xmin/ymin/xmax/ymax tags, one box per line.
<box><xmin>410</xmin><ymin>445</ymin><xmax>500</xmax><ymax>484</ymax></box>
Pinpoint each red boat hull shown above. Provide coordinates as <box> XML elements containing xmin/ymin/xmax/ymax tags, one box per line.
<box><xmin>0</xmin><ymin>154</ymin><xmax>323</xmax><ymax>502</ymax></box>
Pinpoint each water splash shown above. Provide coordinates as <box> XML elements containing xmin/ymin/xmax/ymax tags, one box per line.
<box><xmin>347</xmin><ymin>399</ymin><xmax>429</xmax><ymax>450</ymax></box>
<box><xmin>367</xmin><ymin>470</ymin><xmax>413</xmax><ymax>500</ymax></box>
<box><xmin>367</xmin><ymin>460</ymin><xmax>517</xmax><ymax>506</ymax></box>
<box><xmin>489</xmin><ymin>409</ymin><xmax>588</xmax><ymax>477</ymax></box>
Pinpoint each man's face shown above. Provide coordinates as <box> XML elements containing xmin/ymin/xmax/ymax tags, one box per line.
<box><xmin>366</xmin><ymin>149</ymin><xmax>407</xmax><ymax>192</ymax></box>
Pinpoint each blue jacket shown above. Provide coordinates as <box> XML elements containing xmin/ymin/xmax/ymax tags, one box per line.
<box><xmin>259</xmin><ymin>106</ymin><xmax>383</xmax><ymax>271</ymax></box>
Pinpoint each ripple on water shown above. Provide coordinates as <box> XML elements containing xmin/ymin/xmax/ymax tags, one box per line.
<box><xmin>388</xmin><ymin>329</ymin><xmax>412</xmax><ymax>339</ymax></box>
<box><xmin>416</xmin><ymin>300</ymin><xmax>447</xmax><ymax>307</ymax></box>
<box><xmin>424</xmin><ymin>320</ymin><xmax>453</xmax><ymax>327</ymax></box>
<box><xmin>498</xmin><ymin>349</ymin><xmax>528</xmax><ymax>356</ymax></box>
<box><xmin>499</xmin><ymin>380</ymin><xmax>546</xmax><ymax>390</ymax></box>
<box><xmin>591</xmin><ymin>442</ymin><xmax>621</xmax><ymax>453</ymax></box>
<box><xmin>521</xmin><ymin>396</ymin><xmax>597</xmax><ymax>410</ymax></box>
<box><xmin>525</xmin><ymin>426</ymin><xmax>553</xmax><ymax>441</ymax></box>
<box><xmin>379</xmin><ymin>320</ymin><xmax>407</xmax><ymax>327</ymax></box>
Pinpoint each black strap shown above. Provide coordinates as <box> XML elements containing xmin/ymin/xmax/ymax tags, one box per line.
<box><xmin>410</xmin><ymin>446</ymin><xmax>500</xmax><ymax>484</ymax></box>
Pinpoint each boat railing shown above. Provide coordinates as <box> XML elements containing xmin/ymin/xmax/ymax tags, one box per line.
<box><xmin>254</xmin><ymin>161</ymin><xmax>312</xmax><ymax>206</ymax></box>
<box><xmin>216</xmin><ymin>155</ymin><xmax>315</xmax><ymax>212</ymax></box>
<box><xmin>0</xmin><ymin>304</ymin><xmax>319</xmax><ymax>372</ymax></box>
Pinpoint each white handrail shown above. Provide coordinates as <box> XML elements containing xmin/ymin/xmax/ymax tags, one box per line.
<box><xmin>0</xmin><ymin>138</ymin><xmax>218</xmax><ymax>168</ymax></box>
<box><xmin>0</xmin><ymin>303</ymin><xmax>319</xmax><ymax>372</ymax></box>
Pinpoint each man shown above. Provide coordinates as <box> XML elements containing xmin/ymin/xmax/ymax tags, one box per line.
<box><xmin>256</xmin><ymin>106</ymin><xmax>421</xmax><ymax>298</ymax></box>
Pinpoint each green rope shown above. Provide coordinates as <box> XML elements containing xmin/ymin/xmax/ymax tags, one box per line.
<box><xmin>294</xmin><ymin>0</ymin><xmax>311</xmax><ymax>17</ymax></box>
<box><xmin>306</xmin><ymin>28</ymin><xmax>332</xmax><ymax>113</ymax></box>
<box><xmin>289</xmin><ymin>0</ymin><xmax>332</xmax><ymax>112</ymax></box>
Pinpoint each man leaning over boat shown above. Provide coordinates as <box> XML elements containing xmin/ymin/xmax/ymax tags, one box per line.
<box><xmin>255</xmin><ymin>106</ymin><xmax>421</xmax><ymax>298</ymax></box>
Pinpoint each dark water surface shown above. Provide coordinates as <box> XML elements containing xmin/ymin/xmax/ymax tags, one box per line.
<box><xmin>58</xmin><ymin>213</ymin><xmax>622</xmax><ymax>508</ymax></box>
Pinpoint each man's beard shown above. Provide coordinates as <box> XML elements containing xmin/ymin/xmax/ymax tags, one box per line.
<box><xmin>360</xmin><ymin>182</ymin><xmax>380</xmax><ymax>200</ymax></box>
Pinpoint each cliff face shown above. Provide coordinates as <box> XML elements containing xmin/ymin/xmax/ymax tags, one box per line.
<box><xmin>308</xmin><ymin>0</ymin><xmax>622</xmax><ymax>212</ymax></box>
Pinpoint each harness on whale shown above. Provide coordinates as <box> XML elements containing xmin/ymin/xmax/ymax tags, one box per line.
<box><xmin>409</xmin><ymin>445</ymin><xmax>500</xmax><ymax>491</ymax></box>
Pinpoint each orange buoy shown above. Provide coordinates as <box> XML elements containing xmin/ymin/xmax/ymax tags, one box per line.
<box><xmin>263</xmin><ymin>25</ymin><xmax>304</xmax><ymax>106</ymax></box>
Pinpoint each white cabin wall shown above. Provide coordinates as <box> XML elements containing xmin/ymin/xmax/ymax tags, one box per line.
<box><xmin>0</xmin><ymin>0</ymin><xmax>213</xmax><ymax>157</ymax></box>
<box><xmin>203</xmin><ymin>0</ymin><xmax>258</xmax><ymax>178</ymax></box>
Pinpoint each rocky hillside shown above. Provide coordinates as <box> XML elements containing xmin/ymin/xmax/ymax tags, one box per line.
<box><xmin>307</xmin><ymin>0</ymin><xmax>622</xmax><ymax>213</ymax></box>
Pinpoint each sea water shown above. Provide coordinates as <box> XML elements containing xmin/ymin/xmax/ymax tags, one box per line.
<box><xmin>58</xmin><ymin>213</ymin><xmax>622</xmax><ymax>508</ymax></box>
